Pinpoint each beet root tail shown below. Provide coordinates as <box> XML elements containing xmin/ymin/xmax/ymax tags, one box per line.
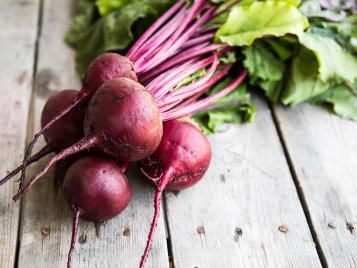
<box><xmin>67</xmin><ymin>207</ymin><xmax>81</xmax><ymax>268</ymax></box>
<box><xmin>19</xmin><ymin>95</ymin><xmax>85</xmax><ymax>188</ymax></box>
<box><xmin>13</xmin><ymin>134</ymin><xmax>101</xmax><ymax>201</ymax></box>
<box><xmin>140</xmin><ymin>168</ymin><xmax>173</xmax><ymax>268</ymax></box>
<box><xmin>0</xmin><ymin>144</ymin><xmax>53</xmax><ymax>187</ymax></box>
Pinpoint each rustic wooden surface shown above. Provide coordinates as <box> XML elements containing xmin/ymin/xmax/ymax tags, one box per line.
<box><xmin>165</xmin><ymin>97</ymin><xmax>321</xmax><ymax>268</ymax></box>
<box><xmin>0</xmin><ymin>0</ymin><xmax>356</xmax><ymax>268</ymax></box>
<box><xmin>0</xmin><ymin>0</ymin><xmax>40</xmax><ymax>267</ymax></box>
<box><xmin>274</xmin><ymin>104</ymin><xmax>357</xmax><ymax>267</ymax></box>
<box><xmin>15</xmin><ymin>0</ymin><xmax>169</xmax><ymax>268</ymax></box>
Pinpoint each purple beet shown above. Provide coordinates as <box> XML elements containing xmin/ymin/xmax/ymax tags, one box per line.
<box><xmin>138</xmin><ymin>119</ymin><xmax>212</xmax><ymax>267</ymax></box>
<box><xmin>20</xmin><ymin>53</ymin><xmax>137</xmax><ymax>185</ymax></box>
<box><xmin>63</xmin><ymin>155</ymin><xmax>132</xmax><ymax>268</ymax></box>
<box><xmin>14</xmin><ymin>78</ymin><xmax>162</xmax><ymax>200</ymax></box>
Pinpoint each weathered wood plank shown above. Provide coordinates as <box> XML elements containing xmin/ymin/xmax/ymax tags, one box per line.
<box><xmin>17</xmin><ymin>0</ymin><xmax>169</xmax><ymax>267</ymax></box>
<box><xmin>165</xmin><ymin>96</ymin><xmax>322</xmax><ymax>268</ymax></box>
<box><xmin>274</xmin><ymin>103</ymin><xmax>357</xmax><ymax>267</ymax></box>
<box><xmin>0</xmin><ymin>0</ymin><xmax>40</xmax><ymax>267</ymax></box>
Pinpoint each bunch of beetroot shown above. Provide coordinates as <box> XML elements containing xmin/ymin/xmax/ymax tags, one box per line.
<box><xmin>1</xmin><ymin>1</ymin><xmax>246</xmax><ymax>267</ymax></box>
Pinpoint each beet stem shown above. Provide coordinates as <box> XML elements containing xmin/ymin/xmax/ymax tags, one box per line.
<box><xmin>127</xmin><ymin>0</ymin><xmax>185</xmax><ymax>61</ymax></box>
<box><xmin>67</xmin><ymin>207</ymin><xmax>81</xmax><ymax>268</ymax></box>
<box><xmin>13</xmin><ymin>134</ymin><xmax>101</xmax><ymax>201</ymax></box>
<box><xmin>19</xmin><ymin>94</ymin><xmax>86</xmax><ymax>188</ymax></box>
<box><xmin>140</xmin><ymin>168</ymin><xmax>173</xmax><ymax>268</ymax></box>
<box><xmin>141</xmin><ymin>43</ymin><xmax>223</xmax><ymax>84</ymax></box>
<box><xmin>139</xmin><ymin>4</ymin><xmax>215</xmax><ymax>73</ymax></box>
<box><xmin>151</xmin><ymin>55</ymin><xmax>216</xmax><ymax>100</ymax></box>
<box><xmin>180</xmin><ymin>32</ymin><xmax>215</xmax><ymax>50</ymax></box>
<box><xmin>158</xmin><ymin>63</ymin><xmax>233</xmax><ymax>113</ymax></box>
<box><xmin>131</xmin><ymin>8</ymin><xmax>186</xmax><ymax>69</ymax></box>
<box><xmin>0</xmin><ymin>144</ymin><xmax>53</xmax><ymax>187</ymax></box>
<box><xmin>161</xmin><ymin>70</ymin><xmax>248</xmax><ymax>121</ymax></box>
<box><xmin>158</xmin><ymin>52</ymin><xmax>219</xmax><ymax>104</ymax></box>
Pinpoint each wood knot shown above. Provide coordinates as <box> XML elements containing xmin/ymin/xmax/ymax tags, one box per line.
<box><xmin>196</xmin><ymin>226</ymin><xmax>205</xmax><ymax>235</ymax></box>
<box><xmin>278</xmin><ymin>225</ymin><xmax>288</xmax><ymax>233</ymax></box>
<box><xmin>122</xmin><ymin>227</ymin><xmax>130</xmax><ymax>237</ymax></box>
<box><xmin>41</xmin><ymin>227</ymin><xmax>50</xmax><ymax>237</ymax></box>
<box><xmin>234</xmin><ymin>227</ymin><xmax>243</xmax><ymax>242</ymax></box>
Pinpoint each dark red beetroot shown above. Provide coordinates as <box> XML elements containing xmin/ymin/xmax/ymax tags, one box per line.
<box><xmin>13</xmin><ymin>78</ymin><xmax>163</xmax><ymax>200</ymax></box>
<box><xmin>138</xmin><ymin>119</ymin><xmax>212</xmax><ymax>267</ymax></box>
<box><xmin>0</xmin><ymin>90</ymin><xmax>85</xmax><ymax>187</ymax></box>
<box><xmin>20</xmin><ymin>53</ymin><xmax>137</xmax><ymax>184</ymax></box>
<box><xmin>41</xmin><ymin>89</ymin><xmax>85</xmax><ymax>147</ymax></box>
<box><xmin>63</xmin><ymin>155</ymin><xmax>132</xmax><ymax>268</ymax></box>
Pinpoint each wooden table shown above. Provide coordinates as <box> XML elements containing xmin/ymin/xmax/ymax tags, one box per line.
<box><xmin>1</xmin><ymin>0</ymin><xmax>356</xmax><ymax>267</ymax></box>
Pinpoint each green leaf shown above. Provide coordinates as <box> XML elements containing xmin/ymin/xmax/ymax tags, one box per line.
<box><xmin>96</xmin><ymin>0</ymin><xmax>131</xmax><ymax>16</ymax></box>
<box><xmin>282</xmin><ymin>47</ymin><xmax>330</xmax><ymax>105</ymax></box>
<box><xmin>243</xmin><ymin>41</ymin><xmax>286</xmax><ymax>101</ymax></box>
<box><xmin>193</xmin><ymin>81</ymin><xmax>255</xmax><ymax>134</ymax></box>
<box><xmin>66</xmin><ymin>0</ymin><xmax>175</xmax><ymax>76</ymax></box>
<box><xmin>311</xmin><ymin>83</ymin><xmax>357</xmax><ymax>120</ymax></box>
<box><xmin>299</xmin><ymin>32</ymin><xmax>357</xmax><ymax>83</ymax></box>
<box><xmin>216</xmin><ymin>1</ymin><xmax>309</xmax><ymax>46</ymax></box>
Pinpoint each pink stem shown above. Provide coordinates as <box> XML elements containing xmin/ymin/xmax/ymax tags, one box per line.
<box><xmin>158</xmin><ymin>64</ymin><xmax>233</xmax><ymax>112</ymax></box>
<box><xmin>161</xmin><ymin>70</ymin><xmax>248</xmax><ymax>121</ymax></box>
<box><xmin>137</xmin><ymin>0</ymin><xmax>210</xmax><ymax>73</ymax></box>
<box><xmin>126</xmin><ymin>0</ymin><xmax>185</xmax><ymax>60</ymax></box>
<box><xmin>132</xmin><ymin>8</ymin><xmax>186</xmax><ymax>69</ymax></box>
<box><xmin>146</xmin><ymin>59</ymin><xmax>198</xmax><ymax>93</ymax></box>
<box><xmin>139</xmin><ymin>168</ymin><xmax>173</xmax><ymax>268</ymax></box>
<box><xmin>140</xmin><ymin>43</ymin><xmax>224</xmax><ymax>83</ymax></box>
<box><xmin>157</xmin><ymin>53</ymin><xmax>219</xmax><ymax>104</ymax></box>
<box><xmin>153</xmin><ymin>56</ymin><xmax>216</xmax><ymax>100</ymax></box>
<box><xmin>180</xmin><ymin>32</ymin><xmax>215</xmax><ymax>50</ymax></box>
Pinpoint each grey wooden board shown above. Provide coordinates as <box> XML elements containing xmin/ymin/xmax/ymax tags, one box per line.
<box><xmin>274</xmin><ymin>103</ymin><xmax>357</xmax><ymax>267</ymax></box>
<box><xmin>0</xmin><ymin>0</ymin><xmax>40</xmax><ymax>267</ymax></box>
<box><xmin>16</xmin><ymin>0</ymin><xmax>169</xmax><ymax>267</ymax></box>
<box><xmin>165</xmin><ymin>96</ymin><xmax>322</xmax><ymax>268</ymax></box>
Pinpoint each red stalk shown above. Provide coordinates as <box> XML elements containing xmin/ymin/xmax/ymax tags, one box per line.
<box><xmin>161</xmin><ymin>70</ymin><xmax>248</xmax><ymax>121</ymax></box>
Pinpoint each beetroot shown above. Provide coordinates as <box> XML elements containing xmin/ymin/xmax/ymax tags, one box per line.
<box><xmin>13</xmin><ymin>78</ymin><xmax>163</xmax><ymax>200</ymax></box>
<box><xmin>0</xmin><ymin>90</ymin><xmax>85</xmax><ymax>187</ymax></box>
<box><xmin>20</xmin><ymin>53</ymin><xmax>137</xmax><ymax>184</ymax></box>
<box><xmin>84</xmin><ymin>78</ymin><xmax>163</xmax><ymax>161</ymax></box>
<box><xmin>138</xmin><ymin>119</ymin><xmax>212</xmax><ymax>267</ymax></box>
<box><xmin>62</xmin><ymin>155</ymin><xmax>132</xmax><ymax>268</ymax></box>
<box><xmin>41</xmin><ymin>89</ymin><xmax>85</xmax><ymax>147</ymax></box>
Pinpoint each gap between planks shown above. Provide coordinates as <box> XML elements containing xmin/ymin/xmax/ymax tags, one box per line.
<box><xmin>269</xmin><ymin>102</ymin><xmax>328</xmax><ymax>268</ymax></box>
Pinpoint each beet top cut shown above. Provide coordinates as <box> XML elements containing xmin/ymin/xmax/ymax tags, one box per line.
<box><xmin>138</xmin><ymin>119</ymin><xmax>212</xmax><ymax>267</ymax></box>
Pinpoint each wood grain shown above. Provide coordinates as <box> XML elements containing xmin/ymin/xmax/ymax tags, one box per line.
<box><xmin>274</xmin><ymin>103</ymin><xmax>357</xmax><ymax>267</ymax></box>
<box><xmin>16</xmin><ymin>0</ymin><xmax>169</xmax><ymax>267</ymax></box>
<box><xmin>165</xmin><ymin>96</ymin><xmax>322</xmax><ymax>268</ymax></box>
<box><xmin>0</xmin><ymin>0</ymin><xmax>40</xmax><ymax>267</ymax></box>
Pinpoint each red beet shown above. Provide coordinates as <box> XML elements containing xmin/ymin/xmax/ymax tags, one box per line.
<box><xmin>138</xmin><ymin>119</ymin><xmax>212</xmax><ymax>267</ymax></box>
<box><xmin>13</xmin><ymin>78</ymin><xmax>162</xmax><ymax>200</ymax></box>
<box><xmin>63</xmin><ymin>155</ymin><xmax>132</xmax><ymax>268</ymax></box>
<box><xmin>0</xmin><ymin>90</ymin><xmax>85</xmax><ymax>187</ymax></box>
<box><xmin>20</xmin><ymin>53</ymin><xmax>137</xmax><ymax>184</ymax></box>
<box><xmin>41</xmin><ymin>89</ymin><xmax>85</xmax><ymax>148</ymax></box>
